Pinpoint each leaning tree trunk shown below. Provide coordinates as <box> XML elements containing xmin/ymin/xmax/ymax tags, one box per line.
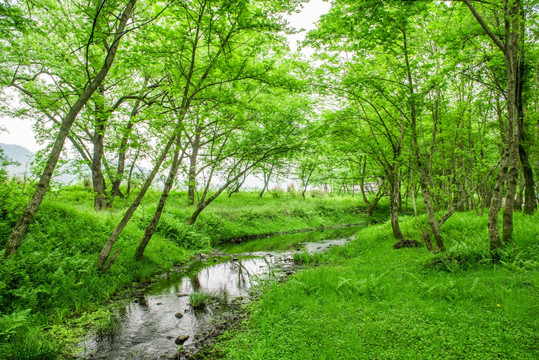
<box><xmin>96</xmin><ymin>134</ymin><xmax>176</xmax><ymax>270</ymax></box>
<box><xmin>3</xmin><ymin>0</ymin><xmax>137</xmax><ymax>259</ymax></box>
<box><xmin>135</xmin><ymin>136</ymin><xmax>184</xmax><ymax>261</ymax></box>
<box><xmin>259</xmin><ymin>167</ymin><xmax>273</xmax><ymax>198</ymax></box>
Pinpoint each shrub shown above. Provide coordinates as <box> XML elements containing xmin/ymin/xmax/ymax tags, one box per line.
<box><xmin>270</xmin><ymin>187</ymin><xmax>284</xmax><ymax>198</ymax></box>
<box><xmin>156</xmin><ymin>213</ymin><xmax>211</xmax><ymax>249</ymax></box>
<box><xmin>189</xmin><ymin>291</ymin><xmax>213</xmax><ymax>309</ymax></box>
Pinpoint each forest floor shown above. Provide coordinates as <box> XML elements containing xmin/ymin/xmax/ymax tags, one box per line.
<box><xmin>208</xmin><ymin>211</ymin><xmax>539</xmax><ymax>360</ymax></box>
<box><xmin>0</xmin><ymin>183</ymin><xmax>374</xmax><ymax>359</ymax></box>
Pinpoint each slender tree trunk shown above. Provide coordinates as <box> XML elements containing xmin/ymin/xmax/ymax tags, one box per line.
<box><xmin>92</xmin><ymin>87</ymin><xmax>108</xmax><ymax>210</ymax></box>
<box><xmin>411</xmin><ymin>171</ymin><xmax>418</xmax><ymax>217</ymax></box>
<box><xmin>111</xmin><ymin>99</ymin><xmax>141</xmax><ymax>201</ymax></box>
<box><xmin>517</xmin><ymin>61</ymin><xmax>536</xmax><ymax>214</ymax></box>
<box><xmin>366</xmin><ymin>183</ymin><xmax>384</xmax><ymax>217</ymax></box>
<box><xmin>96</xmin><ymin>134</ymin><xmax>176</xmax><ymax>270</ymax></box>
<box><xmin>228</xmin><ymin>175</ymin><xmax>246</xmax><ymax>197</ymax></box>
<box><xmin>389</xmin><ymin>177</ymin><xmax>403</xmax><ymax>240</ymax></box>
<box><xmin>403</xmin><ymin>26</ymin><xmax>445</xmax><ymax>251</ymax></box>
<box><xmin>359</xmin><ymin>156</ymin><xmax>373</xmax><ymax>208</ymax></box>
<box><xmin>135</xmin><ymin>136</ymin><xmax>184</xmax><ymax>261</ymax></box>
<box><xmin>520</xmin><ymin>144</ymin><xmax>536</xmax><ymax>214</ymax></box>
<box><xmin>4</xmin><ymin>0</ymin><xmax>137</xmax><ymax>259</ymax></box>
<box><xmin>259</xmin><ymin>165</ymin><xmax>274</xmax><ymax>198</ymax></box>
<box><xmin>514</xmin><ymin>176</ymin><xmax>525</xmax><ymax>211</ymax></box>
<box><xmin>187</xmin><ymin>127</ymin><xmax>201</xmax><ymax>206</ymax></box>
<box><xmin>388</xmin><ymin>165</ymin><xmax>404</xmax><ymax>240</ymax></box>
<box><xmin>125</xmin><ymin>147</ymin><xmax>140</xmax><ymax>198</ymax></box>
<box><xmin>187</xmin><ymin>203</ymin><xmax>207</xmax><ymax>226</ymax></box>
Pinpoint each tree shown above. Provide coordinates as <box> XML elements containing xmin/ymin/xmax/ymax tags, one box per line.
<box><xmin>461</xmin><ymin>0</ymin><xmax>535</xmax><ymax>250</ymax></box>
<box><xmin>2</xmin><ymin>0</ymin><xmax>138</xmax><ymax>258</ymax></box>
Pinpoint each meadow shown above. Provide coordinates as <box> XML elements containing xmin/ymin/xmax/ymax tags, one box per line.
<box><xmin>211</xmin><ymin>211</ymin><xmax>539</xmax><ymax>360</ymax></box>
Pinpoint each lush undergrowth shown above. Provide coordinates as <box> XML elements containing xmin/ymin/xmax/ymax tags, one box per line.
<box><xmin>212</xmin><ymin>211</ymin><xmax>539</xmax><ymax>359</ymax></box>
<box><xmin>0</xmin><ymin>182</ymin><xmax>369</xmax><ymax>359</ymax></box>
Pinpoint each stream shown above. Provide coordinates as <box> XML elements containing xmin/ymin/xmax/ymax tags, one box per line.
<box><xmin>78</xmin><ymin>226</ymin><xmax>361</xmax><ymax>360</ymax></box>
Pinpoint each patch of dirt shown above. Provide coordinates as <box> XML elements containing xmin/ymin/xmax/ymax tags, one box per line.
<box><xmin>393</xmin><ymin>238</ymin><xmax>421</xmax><ymax>249</ymax></box>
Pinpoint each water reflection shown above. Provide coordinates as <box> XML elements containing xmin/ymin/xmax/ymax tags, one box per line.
<box><xmin>79</xmin><ymin>227</ymin><xmax>360</xmax><ymax>360</ymax></box>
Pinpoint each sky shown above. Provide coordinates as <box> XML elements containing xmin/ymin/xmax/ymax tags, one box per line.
<box><xmin>0</xmin><ymin>0</ymin><xmax>331</xmax><ymax>154</ymax></box>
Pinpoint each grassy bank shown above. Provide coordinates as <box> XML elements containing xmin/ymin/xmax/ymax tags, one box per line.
<box><xmin>0</xmin><ymin>182</ymin><xmax>369</xmax><ymax>359</ymax></box>
<box><xmin>212</xmin><ymin>211</ymin><xmax>539</xmax><ymax>359</ymax></box>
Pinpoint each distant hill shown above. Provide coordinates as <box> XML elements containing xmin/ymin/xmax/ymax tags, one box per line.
<box><xmin>0</xmin><ymin>143</ymin><xmax>34</xmax><ymax>177</ymax></box>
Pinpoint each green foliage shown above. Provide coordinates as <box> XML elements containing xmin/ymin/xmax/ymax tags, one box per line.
<box><xmin>95</xmin><ymin>313</ymin><xmax>118</xmax><ymax>341</ymax></box>
<box><xmin>189</xmin><ymin>291</ymin><xmax>213</xmax><ymax>309</ymax></box>
<box><xmin>156</xmin><ymin>213</ymin><xmax>211</xmax><ymax>250</ymax></box>
<box><xmin>0</xmin><ymin>310</ymin><xmax>59</xmax><ymax>360</ymax></box>
<box><xmin>292</xmin><ymin>251</ymin><xmax>325</xmax><ymax>265</ymax></box>
<box><xmin>270</xmin><ymin>187</ymin><xmax>284</xmax><ymax>198</ymax></box>
<box><xmin>0</xmin><ymin>179</ymin><xmax>30</xmax><ymax>246</ymax></box>
<box><xmin>9</xmin><ymin>327</ymin><xmax>59</xmax><ymax>360</ymax></box>
<box><xmin>214</xmin><ymin>211</ymin><xmax>539</xmax><ymax>359</ymax></box>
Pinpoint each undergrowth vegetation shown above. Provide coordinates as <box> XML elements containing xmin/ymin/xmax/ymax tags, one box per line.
<box><xmin>0</xmin><ymin>183</ymin><xmax>369</xmax><ymax>359</ymax></box>
<box><xmin>212</xmin><ymin>211</ymin><xmax>539</xmax><ymax>359</ymax></box>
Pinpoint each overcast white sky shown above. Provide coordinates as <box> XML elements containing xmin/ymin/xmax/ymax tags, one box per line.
<box><xmin>0</xmin><ymin>0</ymin><xmax>331</xmax><ymax>154</ymax></box>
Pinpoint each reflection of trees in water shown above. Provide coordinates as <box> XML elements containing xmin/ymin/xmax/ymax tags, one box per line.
<box><xmin>236</xmin><ymin>259</ymin><xmax>251</xmax><ymax>290</ymax></box>
<box><xmin>190</xmin><ymin>274</ymin><xmax>201</xmax><ymax>291</ymax></box>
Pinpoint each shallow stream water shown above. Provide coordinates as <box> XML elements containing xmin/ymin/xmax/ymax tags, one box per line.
<box><xmin>79</xmin><ymin>226</ymin><xmax>361</xmax><ymax>360</ymax></box>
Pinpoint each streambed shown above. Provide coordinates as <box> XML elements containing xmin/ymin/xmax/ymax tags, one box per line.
<box><xmin>79</xmin><ymin>226</ymin><xmax>361</xmax><ymax>360</ymax></box>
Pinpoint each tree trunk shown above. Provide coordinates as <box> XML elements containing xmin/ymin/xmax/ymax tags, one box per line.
<box><xmin>402</xmin><ymin>25</ymin><xmax>445</xmax><ymax>251</ymax></box>
<box><xmin>228</xmin><ymin>175</ymin><xmax>246</xmax><ymax>198</ymax></box>
<box><xmin>187</xmin><ymin>202</ymin><xmax>206</xmax><ymax>226</ymax></box>
<box><xmin>389</xmin><ymin>172</ymin><xmax>403</xmax><ymax>240</ymax></box>
<box><xmin>463</xmin><ymin>0</ymin><xmax>524</xmax><ymax>251</ymax></box>
<box><xmin>92</xmin><ymin>87</ymin><xmax>108</xmax><ymax>210</ymax></box>
<box><xmin>258</xmin><ymin>165</ymin><xmax>274</xmax><ymax>198</ymax></box>
<box><xmin>187</xmin><ymin>127</ymin><xmax>201</xmax><ymax>206</ymax></box>
<box><xmin>96</xmin><ymin>134</ymin><xmax>176</xmax><ymax>270</ymax></box>
<box><xmin>501</xmin><ymin>1</ymin><xmax>523</xmax><ymax>244</ymax></box>
<box><xmin>517</xmin><ymin>61</ymin><xmax>536</xmax><ymax>214</ymax></box>
<box><xmin>4</xmin><ymin>0</ymin><xmax>137</xmax><ymax>259</ymax></box>
<box><xmin>366</xmin><ymin>187</ymin><xmax>384</xmax><ymax>217</ymax></box>
<box><xmin>514</xmin><ymin>176</ymin><xmax>525</xmax><ymax>211</ymax></box>
<box><xmin>125</xmin><ymin>147</ymin><xmax>140</xmax><ymax>198</ymax></box>
<box><xmin>135</xmin><ymin>136</ymin><xmax>184</xmax><ymax>261</ymax></box>
<box><xmin>111</xmin><ymin>101</ymin><xmax>140</xmax><ymax>201</ymax></box>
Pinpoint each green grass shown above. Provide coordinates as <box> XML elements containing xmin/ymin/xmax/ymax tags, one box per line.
<box><xmin>211</xmin><ymin>211</ymin><xmax>539</xmax><ymax>360</ymax></box>
<box><xmin>189</xmin><ymin>290</ymin><xmax>214</xmax><ymax>309</ymax></box>
<box><xmin>220</xmin><ymin>226</ymin><xmax>361</xmax><ymax>253</ymax></box>
<box><xmin>0</xmin><ymin>184</ymin><xmax>369</xmax><ymax>359</ymax></box>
